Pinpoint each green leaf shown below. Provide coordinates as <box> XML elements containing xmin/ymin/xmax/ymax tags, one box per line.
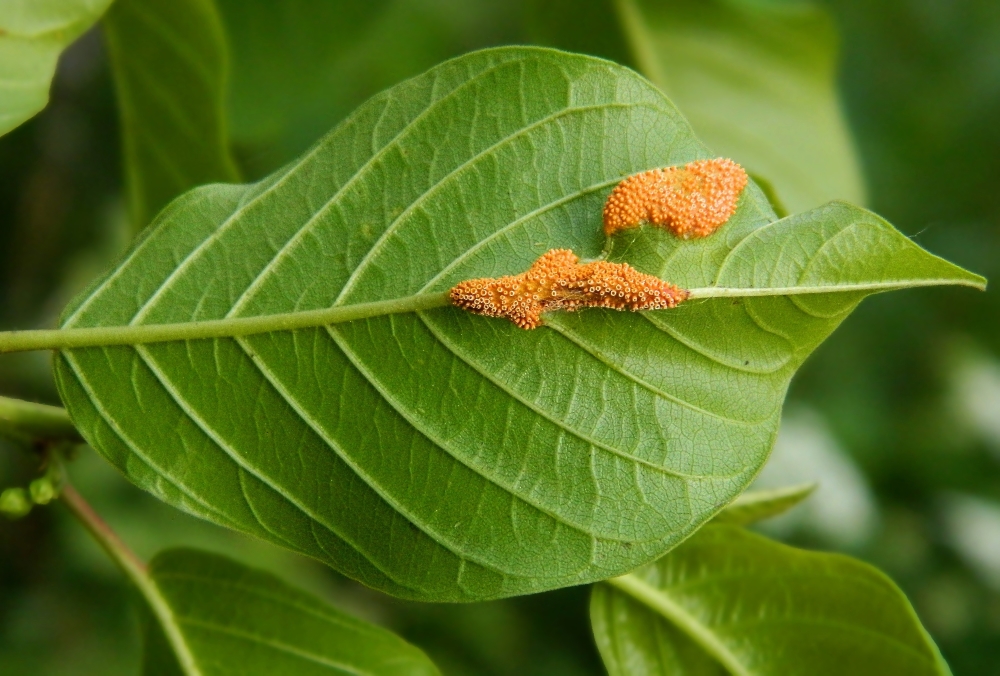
<box><xmin>50</xmin><ymin>47</ymin><xmax>983</xmax><ymax>601</ymax></box>
<box><xmin>217</xmin><ymin>0</ymin><xmax>393</xmax><ymax>147</ymax></box>
<box><xmin>0</xmin><ymin>0</ymin><xmax>115</xmax><ymax>136</ymax></box>
<box><xmin>139</xmin><ymin>603</ymin><xmax>185</xmax><ymax>676</ymax></box>
<box><xmin>217</xmin><ymin>0</ymin><xmax>516</xmax><ymax>174</ymax></box>
<box><xmin>526</xmin><ymin>0</ymin><xmax>867</xmax><ymax>214</ymax></box>
<box><xmin>102</xmin><ymin>0</ymin><xmax>240</xmax><ymax>232</ymax></box>
<box><xmin>141</xmin><ymin>547</ymin><xmax>440</xmax><ymax>676</ymax></box>
<box><xmin>712</xmin><ymin>483</ymin><xmax>815</xmax><ymax>526</ymax></box>
<box><xmin>523</xmin><ymin>0</ymin><xmax>634</xmax><ymax>69</ymax></box>
<box><xmin>591</xmin><ymin>524</ymin><xmax>951</xmax><ymax>676</ymax></box>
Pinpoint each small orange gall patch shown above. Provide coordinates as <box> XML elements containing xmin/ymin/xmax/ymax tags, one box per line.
<box><xmin>449</xmin><ymin>249</ymin><xmax>688</xmax><ymax>330</ymax></box>
<box><xmin>602</xmin><ymin>158</ymin><xmax>748</xmax><ymax>238</ymax></box>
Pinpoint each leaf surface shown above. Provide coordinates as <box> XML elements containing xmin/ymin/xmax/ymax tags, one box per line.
<box><xmin>0</xmin><ymin>0</ymin><xmax>114</xmax><ymax>136</ymax></box>
<box><xmin>142</xmin><ymin>547</ymin><xmax>440</xmax><ymax>676</ymax></box>
<box><xmin>591</xmin><ymin>525</ymin><xmax>950</xmax><ymax>676</ymax></box>
<box><xmin>527</xmin><ymin>0</ymin><xmax>866</xmax><ymax>213</ymax></box>
<box><xmin>52</xmin><ymin>47</ymin><xmax>982</xmax><ymax>601</ymax></box>
<box><xmin>103</xmin><ymin>0</ymin><xmax>240</xmax><ymax>232</ymax></box>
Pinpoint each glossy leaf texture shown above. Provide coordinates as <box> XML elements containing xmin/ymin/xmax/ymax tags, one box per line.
<box><xmin>103</xmin><ymin>0</ymin><xmax>240</xmax><ymax>232</ymax></box>
<box><xmin>52</xmin><ymin>47</ymin><xmax>983</xmax><ymax>602</ymax></box>
<box><xmin>0</xmin><ymin>0</ymin><xmax>114</xmax><ymax>136</ymax></box>
<box><xmin>526</xmin><ymin>0</ymin><xmax>866</xmax><ymax>213</ymax></box>
<box><xmin>591</xmin><ymin>525</ymin><xmax>950</xmax><ymax>676</ymax></box>
<box><xmin>140</xmin><ymin>548</ymin><xmax>440</xmax><ymax>676</ymax></box>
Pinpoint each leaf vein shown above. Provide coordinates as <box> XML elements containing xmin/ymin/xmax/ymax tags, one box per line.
<box><xmin>131</xmin><ymin>344</ymin><xmax>420</xmax><ymax>588</ymax></box>
<box><xmin>417</xmin><ymin>312</ymin><xmax>706</xmax><ymax>480</ymax></box>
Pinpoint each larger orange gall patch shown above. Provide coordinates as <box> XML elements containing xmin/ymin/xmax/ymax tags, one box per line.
<box><xmin>449</xmin><ymin>249</ymin><xmax>688</xmax><ymax>330</ymax></box>
<box><xmin>602</xmin><ymin>158</ymin><xmax>748</xmax><ymax>238</ymax></box>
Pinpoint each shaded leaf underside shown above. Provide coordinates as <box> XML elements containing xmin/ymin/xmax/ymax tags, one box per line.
<box><xmin>53</xmin><ymin>47</ymin><xmax>981</xmax><ymax>601</ymax></box>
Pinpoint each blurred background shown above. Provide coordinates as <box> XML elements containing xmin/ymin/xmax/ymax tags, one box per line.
<box><xmin>1</xmin><ymin>0</ymin><xmax>998</xmax><ymax>673</ymax></box>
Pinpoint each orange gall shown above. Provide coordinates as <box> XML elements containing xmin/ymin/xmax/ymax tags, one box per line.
<box><xmin>602</xmin><ymin>158</ymin><xmax>748</xmax><ymax>238</ymax></box>
<box><xmin>449</xmin><ymin>249</ymin><xmax>688</xmax><ymax>330</ymax></box>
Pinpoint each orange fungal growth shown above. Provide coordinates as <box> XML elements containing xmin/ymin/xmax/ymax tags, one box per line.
<box><xmin>602</xmin><ymin>158</ymin><xmax>748</xmax><ymax>238</ymax></box>
<box><xmin>449</xmin><ymin>249</ymin><xmax>688</xmax><ymax>330</ymax></box>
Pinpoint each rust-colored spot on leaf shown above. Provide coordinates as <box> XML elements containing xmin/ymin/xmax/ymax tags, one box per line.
<box><xmin>450</xmin><ymin>249</ymin><xmax>688</xmax><ymax>330</ymax></box>
<box><xmin>602</xmin><ymin>158</ymin><xmax>748</xmax><ymax>238</ymax></box>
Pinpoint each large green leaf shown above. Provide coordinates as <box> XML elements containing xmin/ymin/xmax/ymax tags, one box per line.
<box><xmin>50</xmin><ymin>47</ymin><xmax>982</xmax><ymax>601</ymax></box>
<box><xmin>527</xmin><ymin>0</ymin><xmax>866</xmax><ymax>214</ymax></box>
<box><xmin>141</xmin><ymin>547</ymin><xmax>440</xmax><ymax>675</ymax></box>
<box><xmin>0</xmin><ymin>0</ymin><xmax>115</xmax><ymax>136</ymax></box>
<box><xmin>591</xmin><ymin>524</ymin><xmax>950</xmax><ymax>675</ymax></box>
<box><xmin>103</xmin><ymin>0</ymin><xmax>240</xmax><ymax>232</ymax></box>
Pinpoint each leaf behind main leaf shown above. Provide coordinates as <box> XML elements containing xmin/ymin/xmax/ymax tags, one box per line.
<box><xmin>0</xmin><ymin>0</ymin><xmax>115</xmax><ymax>136</ymax></box>
<box><xmin>591</xmin><ymin>525</ymin><xmax>951</xmax><ymax>676</ymax></box>
<box><xmin>712</xmin><ymin>483</ymin><xmax>815</xmax><ymax>526</ymax></box>
<box><xmin>53</xmin><ymin>46</ymin><xmax>982</xmax><ymax>602</ymax></box>
<box><xmin>143</xmin><ymin>548</ymin><xmax>440</xmax><ymax>676</ymax></box>
<box><xmin>526</xmin><ymin>0</ymin><xmax>867</xmax><ymax>213</ymax></box>
<box><xmin>103</xmin><ymin>0</ymin><xmax>241</xmax><ymax>232</ymax></box>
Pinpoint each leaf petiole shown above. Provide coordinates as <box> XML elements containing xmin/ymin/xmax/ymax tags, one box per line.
<box><xmin>0</xmin><ymin>395</ymin><xmax>83</xmax><ymax>442</ymax></box>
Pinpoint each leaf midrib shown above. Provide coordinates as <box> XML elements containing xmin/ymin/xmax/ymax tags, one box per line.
<box><xmin>607</xmin><ymin>573</ymin><xmax>750</xmax><ymax>676</ymax></box>
<box><xmin>2</xmin><ymin>274</ymin><xmax>984</xmax><ymax>355</ymax></box>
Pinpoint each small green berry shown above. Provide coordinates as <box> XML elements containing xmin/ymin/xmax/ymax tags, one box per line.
<box><xmin>29</xmin><ymin>476</ymin><xmax>58</xmax><ymax>505</ymax></box>
<box><xmin>0</xmin><ymin>487</ymin><xmax>33</xmax><ymax>519</ymax></box>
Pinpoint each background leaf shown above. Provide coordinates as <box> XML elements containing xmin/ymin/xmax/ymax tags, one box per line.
<box><xmin>52</xmin><ymin>47</ymin><xmax>981</xmax><ymax>602</ymax></box>
<box><xmin>591</xmin><ymin>524</ymin><xmax>950</xmax><ymax>676</ymax></box>
<box><xmin>712</xmin><ymin>483</ymin><xmax>815</xmax><ymax>526</ymax></box>
<box><xmin>102</xmin><ymin>0</ymin><xmax>240</xmax><ymax>232</ymax></box>
<box><xmin>527</xmin><ymin>0</ymin><xmax>866</xmax><ymax>214</ymax></box>
<box><xmin>217</xmin><ymin>0</ymin><xmax>520</xmax><ymax>176</ymax></box>
<box><xmin>0</xmin><ymin>0</ymin><xmax>114</xmax><ymax>137</ymax></box>
<box><xmin>142</xmin><ymin>547</ymin><xmax>440</xmax><ymax>675</ymax></box>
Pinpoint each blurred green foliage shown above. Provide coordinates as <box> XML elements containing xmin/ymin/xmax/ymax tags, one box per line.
<box><xmin>1</xmin><ymin>0</ymin><xmax>998</xmax><ymax>673</ymax></box>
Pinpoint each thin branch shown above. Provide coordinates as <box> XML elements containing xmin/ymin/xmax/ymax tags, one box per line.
<box><xmin>61</xmin><ymin>481</ymin><xmax>201</xmax><ymax>676</ymax></box>
<box><xmin>0</xmin><ymin>395</ymin><xmax>82</xmax><ymax>442</ymax></box>
<box><xmin>606</xmin><ymin>573</ymin><xmax>749</xmax><ymax>676</ymax></box>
